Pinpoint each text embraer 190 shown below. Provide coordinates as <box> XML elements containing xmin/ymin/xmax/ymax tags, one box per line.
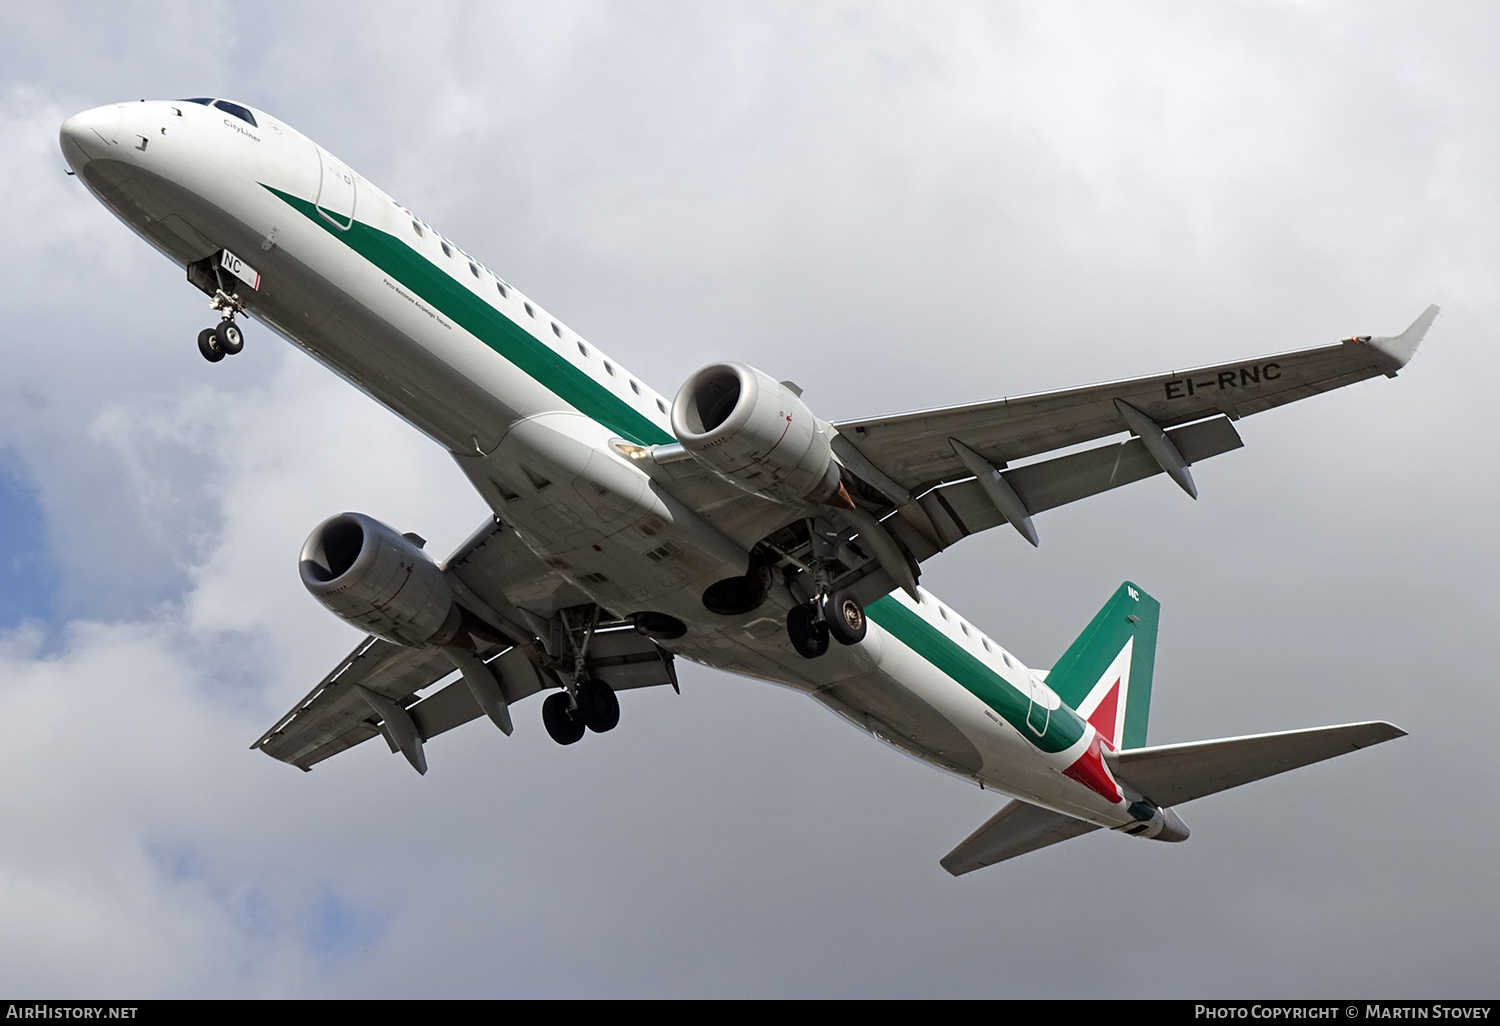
<box><xmin>60</xmin><ymin>98</ymin><xmax>1429</xmax><ymax>873</ymax></box>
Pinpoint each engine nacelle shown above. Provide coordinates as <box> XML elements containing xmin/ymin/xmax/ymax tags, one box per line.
<box><xmin>670</xmin><ymin>362</ymin><xmax>844</xmax><ymax>505</ymax></box>
<box><xmin>299</xmin><ymin>512</ymin><xmax>461</xmax><ymax>648</ymax></box>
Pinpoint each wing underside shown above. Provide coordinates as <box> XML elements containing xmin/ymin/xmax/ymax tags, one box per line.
<box><xmin>254</xmin><ymin>516</ymin><xmax>679</xmax><ymax>771</ymax></box>
<box><xmin>835</xmin><ymin>310</ymin><xmax>1436</xmax><ymax>497</ymax></box>
<box><xmin>778</xmin><ymin>309</ymin><xmax>1438</xmax><ymax>603</ymax></box>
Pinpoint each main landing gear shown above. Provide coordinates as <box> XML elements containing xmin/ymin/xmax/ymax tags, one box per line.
<box><xmin>787</xmin><ymin>588</ymin><xmax>867</xmax><ymax>659</ymax></box>
<box><xmin>541</xmin><ymin>679</ymin><xmax>621</xmax><ymax>745</ymax></box>
<box><xmin>539</xmin><ymin>605</ymin><xmax>623</xmax><ymax>745</ymax></box>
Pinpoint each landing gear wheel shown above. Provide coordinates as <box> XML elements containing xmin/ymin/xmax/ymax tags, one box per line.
<box><xmin>197</xmin><ymin>327</ymin><xmax>225</xmax><ymax>363</ymax></box>
<box><xmin>576</xmin><ymin>679</ymin><xmax>620</xmax><ymax>733</ymax></box>
<box><xmin>541</xmin><ymin>691</ymin><xmax>586</xmax><ymax>745</ymax></box>
<box><xmin>217</xmin><ymin>319</ymin><xmax>244</xmax><ymax>355</ymax></box>
<box><xmin>787</xmin><ymin>602</ymin><xmax>830</xmax><ymax>659</ymax></box>
<box><xmin>824</xmin><ymin>590</ymin><xmax>867</xmax><ymax>646</ymax></box>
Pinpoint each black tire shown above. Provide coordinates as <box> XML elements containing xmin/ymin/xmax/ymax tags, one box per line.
<box><xmin>197</xmin><ymin>327</ymin><xmax>225</xmax><ymax>363</ymax></box>
<box><xmin>576</xmin><ymin>679</ymin><xmax>620</xmax><ymax>733</ymax></box>
<box><xmin>787</xmin><ymin>602</ymin><xmax>829</xmax><ymax>659</ymax></box>
<box><xmin>542</xmin><ymin>691</ymin><xmax>586</xmax><ymax>745</ymax></box>
<box><xmin>824</xmin><ymin>590</ymin><xmax>867</xmax><ymax>646</ymax></box>
<box><xmin>217</xmin><ymin>319</ymin><xmax>244</xmax><ymax>355</ymax></box>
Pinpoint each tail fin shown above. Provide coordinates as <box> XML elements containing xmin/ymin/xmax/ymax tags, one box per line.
<box><xmin>1045</xmin><ymin>582</ymin><xmax>1160</xmax><ymax>750</ymax></box>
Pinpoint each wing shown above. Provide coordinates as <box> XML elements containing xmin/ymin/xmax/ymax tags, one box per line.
<box><xmin>252</xmin><ymin>634</ymin><xmax>526</xmax><ymax>771</ymax></box>
<box><xmin>836</xmin><ymin>306</ymin><xmax>1437</xmax><ymax>495</ymax></box>
<box><xmin>254</xmin><ymin>516</ymin><xmax>678</xmax><ymax>772</ymax></box>
<box><xmin>823</xmin><ymin>307</ymin><xmax>1437</xmax><ymax>570</ymax></box>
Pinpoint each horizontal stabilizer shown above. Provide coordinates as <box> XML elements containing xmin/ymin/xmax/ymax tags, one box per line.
<box><xmin>1107</xmin><ymin>721</ymin><xmax>1405</xmax><ymax>809</ymax></box>
<box><xmin>941</xmin><ymin>799</ymin><xmax>1100</xmax><ymax>876</ymax></box>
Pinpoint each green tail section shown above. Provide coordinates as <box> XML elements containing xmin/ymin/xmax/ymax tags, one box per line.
<box><xmin>1045</xmin><ymin>582</ymin><xmax>1160</xmax><ymax>750</ymax></box>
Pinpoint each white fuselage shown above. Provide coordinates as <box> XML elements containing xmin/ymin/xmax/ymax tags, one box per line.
<box><xmin>61</xmin><ymin>98</ymin><xmax>1162</xmax><ymax>834</ymax></box>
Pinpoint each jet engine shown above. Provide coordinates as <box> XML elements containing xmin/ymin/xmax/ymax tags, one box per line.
<box><xmin>670</xmin><ymin>362</ymin><xmax>846</xmax><ymax>506</ymax></box>
<box><xmin>299</xmin><ymin>512</ymin><xmax>462</xmax><ymax>648</ymax></box>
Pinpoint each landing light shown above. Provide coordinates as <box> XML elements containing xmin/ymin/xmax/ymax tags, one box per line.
<box><xmin>613</xmin><ymin>442</ymin><xmax>653</xmax><ymax>461</ymax></box>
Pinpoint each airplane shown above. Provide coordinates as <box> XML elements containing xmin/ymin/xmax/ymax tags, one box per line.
<box><xmin>57</xmin><ymin>97</ymin><xmax>1429</xmax><ymax>873</ymax></box>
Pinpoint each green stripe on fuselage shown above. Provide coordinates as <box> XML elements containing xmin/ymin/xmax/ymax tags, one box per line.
<box><xmin>866</xmin><ymin>595</ymin><xmax>1085</xmax><ymax>754</ymax></box>
<box><xmin>263</xmin><ymin>186</ymin><xmax>674</xmax><ymax>447</ymax></box>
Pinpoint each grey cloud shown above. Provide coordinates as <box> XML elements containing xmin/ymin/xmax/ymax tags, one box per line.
<box><xmin>0</xmin><ymin>0</ymin><xmax>1493</xmax><ymax>997</ymax></box>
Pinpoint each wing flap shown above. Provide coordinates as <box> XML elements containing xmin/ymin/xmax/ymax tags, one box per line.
<box><xmin>586</xmin><ymin>626</ymin><xmax>681</xmax><ymax>691</ymax></box>
<box><xmin>941</xmin><ymin>799</ymin><xmax>1100</xmax><ymax>876</ymax></box>
<box><xmin>883</xmin><ymin>416</ymin><xmax>1244</xmax><ymax>561</ymax></box>
<box><xmin>1106</xmin><ymin>721</ymin><xmax>1406</xmax><ymax>808</ymax></box>
<box><xmin>253</xmin><ymin>638</ymin><xmax>462</xmax><ymax>770</ymax></box>
<box><xmin>408</xmin><ymin>646</ymin><xmax>548</xmax><ymax>741</ymax></box>
<box><xmin>255</xmin><ymin>623</ymin><xmax>677</xmax><ymax>772</ymax></box>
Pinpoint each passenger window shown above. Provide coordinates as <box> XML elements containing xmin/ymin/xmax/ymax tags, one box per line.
<box><xmin>551</xmin><ymin>322</ymin><xmax>562</xmax><ymax>338</ymax></box>
<box><xmin>524</xmin><ymin>303</ymin><xmax>535</xmax><ymax>317</ymax></box>
<box><xmin>577</xmin><ymin>341</ymin><xmax>589</xmax><ymax>357</ymax></box>
<box><xmin>411</xmin><ymin>219</ymin><xmax>424</xmax><ymax>237</ymax></box>
<box><xmin>470</xmin><ymin>262</ymin><xmax>481</xmax><ymax>278</ymax></box>
<box><xmin>213</xmin><ymin>100</ymin><xmax>257</xmax><ymax>127</ymax></box>
<box><xmin>629</xmin><ymin>380</ymin><xmax>640</xmax><ymax>395</ymax></box>
<box><xmin>496</xmin><ymin>282</ymin><xmax>509</xmax><ymax>298</ymax></box>
<box><xmin>656</xmin><ymin>399</ymin><xmax>668</xmax><ymax>415</ymax></box>
<box><xmin>603</xmin><ymin>361</ymin><xmax>615</xmax><ymax>376</ymax></box>
<box><xmin>441</xmin><ymin>241</ymin><xmax>453</xmax><ymax>258</ymax></box>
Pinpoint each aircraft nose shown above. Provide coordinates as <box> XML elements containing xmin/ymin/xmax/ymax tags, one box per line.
<box><xmin>59</xmin><ymin>104</ymin><xmax>122</xmax><ymax>170</ymax></box>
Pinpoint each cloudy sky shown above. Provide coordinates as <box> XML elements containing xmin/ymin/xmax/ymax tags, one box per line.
<box><xmin>0</xmin><ymin>1</ymin><xmax>1494</xmax><ymax>997</ymax></box>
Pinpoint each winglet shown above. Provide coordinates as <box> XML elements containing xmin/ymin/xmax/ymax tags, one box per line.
<box><xmin>1367</xmin><ymin>304</ymin><xmax>1439</xmax><ymax>373</ymax></box>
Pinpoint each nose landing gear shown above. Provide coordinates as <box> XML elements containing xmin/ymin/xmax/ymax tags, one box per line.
<box><xmin>196</xmin><ymin>318</ymin><xmax>244</xmax><ymax>363</ymax></box>
<box><xmin>186</xmin><ymin>250</ymin><xmax>254</xmax><ymax>363</ymax></box>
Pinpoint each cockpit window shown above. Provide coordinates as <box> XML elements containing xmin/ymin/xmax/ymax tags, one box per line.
<box><xmin>181</xmin><ymin>98</ymin><xmax>213</xmax><ymax>105</ymax></box>
<box><xmin>213</xmin><ymin>100</ymin><xmax>257</xmax><ymax>127</ymax></box>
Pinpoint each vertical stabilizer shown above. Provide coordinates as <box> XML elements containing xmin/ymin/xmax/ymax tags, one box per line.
<box><xmin>1045</xmin><ymin>582</ymin><xmax>1159</xmax><ymax>749</ymax></box>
